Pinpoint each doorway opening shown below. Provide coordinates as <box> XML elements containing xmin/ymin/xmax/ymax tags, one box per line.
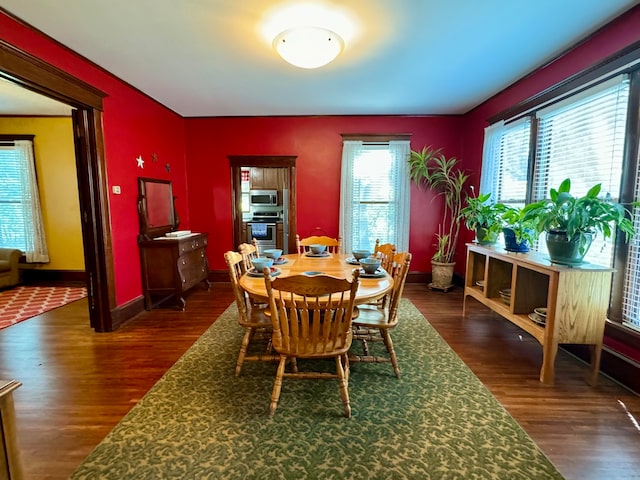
<box><xmin>229</xmin><ymin>156</ymin><xmax>297</xmax><ymax>253</ymax></box>
<box><xmin>0</xmin><ymin>40</ymin><xmax>115</xmax><ymax>331</ymax></box>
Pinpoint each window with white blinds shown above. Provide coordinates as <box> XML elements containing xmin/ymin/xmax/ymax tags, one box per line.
<box><xmin>532</xmin><ymin>75</ymin><xmax>630</xmax><ymax>266</ymax></box>
<box><xmin>339</xmin><ymin>140</ymin><xmax>410</xmax><ymax>254</ymax></box>
<box><xmin>0</xmin><ymin>140</ymin><xmax>49</xmax><ymax>262</ymax></box>
<box><xmin>622</xmin><ymin>175</ymin><xmax>640</xmax><ymax>332</ymax></box>
<box><xmin>493</xmin><ymin>118</ymin><xmax>531</xmax><ymax>209</ymax></box>
<box><xmin>0</xmin><ymin>145</ymin><xmax>29</xmax><ymax>250</ymax></box>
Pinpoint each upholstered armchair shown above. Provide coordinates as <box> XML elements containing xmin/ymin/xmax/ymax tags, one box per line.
<box><xmin>0</xmin><ymin>248</ymin><xmax>22</xmax><ymax>289</ymax></box>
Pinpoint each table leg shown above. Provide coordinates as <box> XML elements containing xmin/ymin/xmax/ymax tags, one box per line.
<box><xmin>540</xmin><ymin>340</ymin><xmax>558</xmax><ymax>384</ymax></box>
<box><xmin>587</xmin><ymin>343</ymin><xmax>602</xmax><ymax>386</ymax></box>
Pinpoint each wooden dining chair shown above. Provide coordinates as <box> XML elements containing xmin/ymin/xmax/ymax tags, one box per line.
<box><xmin>351</xmin><ymin>252</ymin><xmax>412</xmax><ymax>378</ymax></box>
<box><xmin>237</xmin><ymin>241</ymin><xmax>268</xmax><ymax>308</ymax></box>
<box><xmin>238</xmin><ymin>242</ymin><xmax>259</xmax><ymax>271</ymax></box>
<box><xmin>263</xmin><ymin>269</ymin><xmax>360</xmax><ymax>417</ymax></box>
<box><xmin>224</xmin><ymin>251</ymin><xmax>274</xmax><ymax>376</ymax></box>
<box><xmin>374</xmin><ymin>239</ymin><xmax>396</xmax><ymax>272</ymax></box>
<box><xmin>365</xmin><ymin>239</ymin><xmax>396</xmax><ymax>309</ymax></box>
<box><xmin>296</xmin><ymin>234</ymin><xmax>342</xmax><ymax>254</ymax></box>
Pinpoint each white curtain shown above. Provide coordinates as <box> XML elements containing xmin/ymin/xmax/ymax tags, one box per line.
<box><xmin>339</xmin><ymin>139</ymin><xmax>411</xmax><ymax>254</ymax></box>
<box><xmin>339</xmin><ymin>140</ymin><xmax>361</xmax><ymax>253</ymax></box>
<box><xmin>391</xmin><ymin>140</ymin><xmax>411</xmax><ymax>251</ymax></box>
<box><xmin>479</xmin><ymin>120</ymin><xmax>505</xmax><ymax>197</ymax></box>
<box><xmin>16</xmin><ymin>140</ymin><xmax>49</xmax><ymax>263</ymax></box>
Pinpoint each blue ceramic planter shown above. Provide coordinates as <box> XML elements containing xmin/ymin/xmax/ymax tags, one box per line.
<box><xmin>502</xmin><ymin>227</ymin><xmax>530</xmax><ymax>253</ymax></box>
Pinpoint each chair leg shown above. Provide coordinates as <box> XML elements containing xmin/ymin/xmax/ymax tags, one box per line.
<box><xmin>343</xmin><ymin>352</ymin><xmax>350</xmax><ymax>384</ymax></box>
<box><xmin>335</xmin><ymin>355</ymin><xmax>351</xmax><ymax>418</ymax></box>
<box><xmin>360</xmin><ymin>337</ymin><xmax>370</xmax><ymax>356</ymax></box>
<box><xmin>381</xmin><ymin>329</ymin><xmax>400</xmax><ymax>378</ymax></box>
<box><xmin>235</xmin><ymin>327</ymin><xmax>254</xmax><ymax>376</ymax></box>
<box><xmin>269</xmin><ymin>355</ymin><xmax>287</xmax><ymax>415</ymax></box>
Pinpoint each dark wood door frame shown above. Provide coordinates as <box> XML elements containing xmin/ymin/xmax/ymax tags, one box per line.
<box><xmin>0</xmin><ymin>39</ymin><xmax>116</xmax><ymax>331</ymax></box>
<box><xmin>229</xmin><ymin>156</ymin><xmax>297</xmax><ymax>253</ymax></box>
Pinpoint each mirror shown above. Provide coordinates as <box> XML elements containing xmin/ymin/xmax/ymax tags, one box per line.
<box><xmin>137</xmin><ymin>177</ymin><xmax>179</xmax><ymax>241</ymax></box>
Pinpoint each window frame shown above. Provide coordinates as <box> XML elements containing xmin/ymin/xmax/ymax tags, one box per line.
<box><xmin>339</xmin><ymin>134</ymin><xmax>411</xmax><ymax>254</ymax></box>
<box><xmin>0</xmin><ymin>134</ymin><xmax>49</xmax><ymax>256</ymax></box>
<box><xmin>484</xmin><ymin>40</ymin><xmax>640</xmax><ymax>339</ymax></box>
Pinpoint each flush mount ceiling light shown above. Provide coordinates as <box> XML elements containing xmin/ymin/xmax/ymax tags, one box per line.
<box><xmin>273</xmin><ymin>26</ymin><xmax>344</xmax><ymax>69</ymax></box>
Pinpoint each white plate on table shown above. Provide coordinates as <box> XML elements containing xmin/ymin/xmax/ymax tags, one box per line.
<box><xmin>305</xmin><ymin>252</ymin><xmax>330</xmax><ymax>257</ymax></box>
<box><xmin>345</xmin><ymin>257</ymin><xmax>360</xmax><ymax>265</ymax></box>
<box><xmin>247</xmin><ymin>267</ymin><xmax>281</xmax><ymax>277</ymax></box>
<box><xmin>358</xmin><ymin>268</ymin><xmax>386</xmax><ymax>278</ymax></box>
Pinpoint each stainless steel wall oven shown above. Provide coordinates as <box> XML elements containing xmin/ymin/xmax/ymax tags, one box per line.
<box><xmin>247</xmin><ymin>222</ymin><xmax>277</xmax><ymax>250</ymax></box>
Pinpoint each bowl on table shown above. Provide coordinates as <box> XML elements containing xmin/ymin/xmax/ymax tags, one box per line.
<box><xmin>360</xmin><ymin>257</ymin><xmax>382</xmax><ymax>274</ymax></box>
<box><xmin>252</xmin><ymin>257</ymin><xmax>274</xmax><ymax>273</ymax></box>
<box><xmin>352</xmin><ymin>250</ymin><xmax>371</xmax><ymax>260</ymax></box>
<box><xmin>263</xmin><ymin>249</ymin><xmax>282</xmax><ymax>260</ymax></box>
<box><xmin>309</xmin><ymin>244</ymin><xmax>327</xmax><ymax>254</ymax></box>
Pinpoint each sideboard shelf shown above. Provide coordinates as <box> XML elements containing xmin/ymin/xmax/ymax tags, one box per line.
<box><xmin>463</xmin><ymin>243</ymin><xmax>614</xmax><ymax>384</ymax></box>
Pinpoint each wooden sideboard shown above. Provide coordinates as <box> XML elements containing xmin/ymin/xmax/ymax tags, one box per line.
<box><xmin>139</xmin><ymin>233</ymin><xmax>210</xmax><ymax>310</ymax></box>
<box><xmin>0</xmin><ymin>379</ymin><xmax>23</xmax><ymax>480</ymax></box>
<box><xmin>463</xmin><ymin>243</ymin><xmax>613</xmax><ymax>385</ymax></box>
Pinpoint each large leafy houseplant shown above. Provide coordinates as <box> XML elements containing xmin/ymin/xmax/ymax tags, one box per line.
<box><xmin>460</xmin><ymin>188</ymin><xmax>507</xmax><ymax>245</ymax></box>
<box><xmin>501</xmin><ymin>206</ymin><xmax>539</xmax><ymax>252</ymax></box>
<box><xmin>522</xmin><ymin>178</ymin><xmax>636</xmax><ymax>264</ymax></box>
<box><xmin>408</xmin><ymin>146</ymin><xmax>469</xmax><ymax>263</ymax></box>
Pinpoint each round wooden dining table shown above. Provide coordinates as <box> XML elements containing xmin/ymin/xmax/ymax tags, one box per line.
<box><xmin>239</xmin><ymin>253</ymin><xmax>393</xmax><ymax>304</ymax></box>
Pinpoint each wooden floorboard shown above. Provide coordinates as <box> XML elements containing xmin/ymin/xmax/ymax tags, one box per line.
<box><xmin>0</xmin><ymin>283</ymin><xmax>638</xmax><ymax>479</ymax></box>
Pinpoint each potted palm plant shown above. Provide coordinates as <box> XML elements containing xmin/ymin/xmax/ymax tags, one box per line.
<box><xmin>408</xmin><ymin>146</ymin><xmax>468</xmax><ymax>290</ymax></box>
<box><xmin>460</xmin><ymin>188</ymin><xmax>507</xmax><ymax>245</ymax></box>
<box><xmin>522</xmin><ymin>178</ymin><xmax>636</xmax><ymax>264</ymax></box>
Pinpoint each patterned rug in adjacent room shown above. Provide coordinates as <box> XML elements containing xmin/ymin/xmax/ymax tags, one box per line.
<box><xmin>0</xmin><ymin>286</ymin><xmax>87</xmax><ymax>330</ymax></box>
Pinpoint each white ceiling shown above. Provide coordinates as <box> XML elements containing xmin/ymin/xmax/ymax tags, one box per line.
<box><xmin>0</xmin><ymin>77</ymin><xmax>73</xmax><ymax>116</ymax></box>
<box><xmin>0</xmin><ymin>0</ymin><xmax>637</xmax><ymax>117</ymax></box>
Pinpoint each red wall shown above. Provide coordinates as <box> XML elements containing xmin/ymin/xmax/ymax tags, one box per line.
<box><xmin>0</xmin><ymin>12</ymin><xmax>188</xmax><ymax>306</ymax></box>
<box><xmin>2</xmin><ymin>5</ymin><xmax>639</xmax><ymax>309</ymax></box>
<box><xmin>184</xmin><ymin>115</ymin><xmax>464</xmax><ymax>273</ymax></box>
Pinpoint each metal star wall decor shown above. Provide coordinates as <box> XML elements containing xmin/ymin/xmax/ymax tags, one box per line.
<box><xmin>165</xmin><ymin>163</ymin><xmax>171</xmax><ymax>173</ymax></box>
<box><xmin>136</xmin><ymin>155</ymin><xmax>144</xmax><ymax>168</ymax></box>
<box><xmin>151</xmin><ymin>153</ymin><xmax>158</xmax><ymax>163</ymax></box>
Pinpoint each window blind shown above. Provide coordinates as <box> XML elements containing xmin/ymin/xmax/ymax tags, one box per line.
<box><xmin>532</xmin><ymin>75</ymin><xmax>630</xmax><ymax>266</ymax></box>
<box><xmin>0</xmin><ymin>140</ymin><xmax>49</xmax><ymax>262</ymax></box>
<box><xmin>495</xmin><ymin>118</ymin><xmax>531</xmax><ymax>208</ymax></box>
<box><xmin>622</xmin><ymin>172</ymin><xmax>640</xmax><ymax>332</ymax></box>
<box><xmin>0</xmin><ymin>145</ymin><xmax>28</xmax><ymax>250</ymax></box>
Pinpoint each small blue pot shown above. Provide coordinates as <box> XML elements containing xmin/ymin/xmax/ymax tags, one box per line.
<box><xmin>502</xmin><ymin>227</ymin><xmax>530</xmax><ymax>253</ymax></box>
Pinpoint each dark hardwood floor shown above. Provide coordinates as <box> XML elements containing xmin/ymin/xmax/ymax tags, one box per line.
<box><xmin>0</xmin><ymin>283</ymin><xmax>638</xmax><ymax>479</ymax></box>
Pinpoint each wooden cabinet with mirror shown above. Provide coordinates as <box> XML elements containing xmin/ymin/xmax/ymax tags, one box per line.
<box><xmin>137</xmin><ymin>177</ymin><xmax>209</xmax><ymax>310</ymax></box>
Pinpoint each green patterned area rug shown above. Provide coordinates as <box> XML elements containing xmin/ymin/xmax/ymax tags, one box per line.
<box><xmin>71</xmin><ymin>299</ymin><xmax>563</xmax><ymax>479</ymax></box>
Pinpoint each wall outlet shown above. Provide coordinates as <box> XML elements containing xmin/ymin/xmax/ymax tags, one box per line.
<box><xmin>112</xmin><ymin>185</ymin><xmax>121</xmax><ymax>194</ymax></box>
